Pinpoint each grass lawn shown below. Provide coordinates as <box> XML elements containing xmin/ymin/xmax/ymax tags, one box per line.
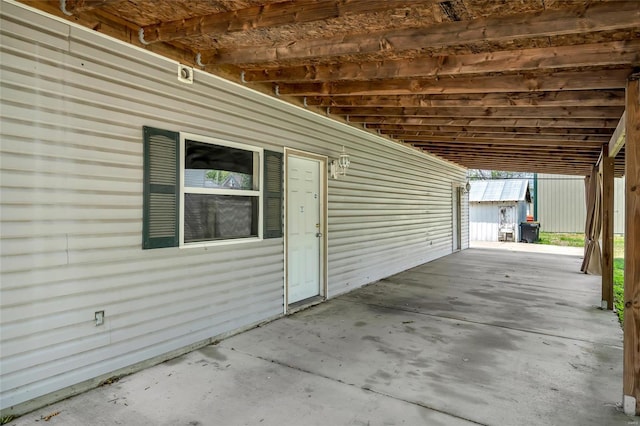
<box><xmin>538</xmin><ymin>232</ymin><xmax>625</xmax><ymax>324</ymax></box>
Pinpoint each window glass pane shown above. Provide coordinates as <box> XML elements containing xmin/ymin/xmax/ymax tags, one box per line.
<box><xmin>185</xmin><ymin>140</ymin><xmax>255</xmax><ymax>190</ymax></box>
<box><xmin>184</xmin><ymin>194</ymin><xmax>258</xmax><ymax>243</ymax></box>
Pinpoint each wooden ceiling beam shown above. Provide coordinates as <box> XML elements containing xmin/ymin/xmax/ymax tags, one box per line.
<box><xmin>423</xmin><ymin>155</ymin><xmax>597</xmax><ymax>167</ymax></box>
<box><xmin>420</xmin><ymin>146</ymin><xmax>598</xmax><ymax>157</ymax></box>
<box><xmin>243</xmin><ymin>40</ymin><xmax>640</xmax><ymax>82</ymax></box>
<box><xmin>429</xmin><ymin>158</ymin><xmax>593</xmax><ymax>170</ymax></box>
<box><xmin>396</xmin><ymin>135</ymin><xmax>604</xmax><ymax>147</ymax></box>
<box><xmin>427</xmin><ymin>160</ymin><xmax>594</xmax><ymax>174</ymax></box>
<box><xmin>609</xmin><ymin>111</ymin><xmax>627</xmax><ymax>157</ymax></box>
<box><xmin>425</xmin><ymin>156</ymin><xmax>596</xmax><ymax>167</ymax></box>
<box><xmin>384</xmin><ymin>132</ymin><xmax>609</xmax><ymax>143</ymax></box>
<box><xmin>348</xmin><ymin>116</ymin><xmax>620</xmax><ymax>129</ymax></box>
<box><xmin>201</xmin><ymin>1</ymin><xmax>640</xmax><ymax>65</ymax></box>
<box><xmin>410</xmin><ymin>143</ymin><xmax>597</xmax><ymax>157</ymax></box>
<box><xmin>424</xmin><ymin>155</ymin><xmax>595</xmax><ymax>172</ymax></box>
<box><xmin>277</xmin><ymin>69</ymin><xmax>632</xmax><ymax>96</ymax></box>
<box><xmin>329</xmin><ymin>106</ymin><xmax>624</xmax><ymax>119</ymax></box>
<box><xmin>450</xmin><ymin>165</ymin><xmax>591</xmax><ymax>176</ymax></box>
<box><xmin>364</xmin><ymin>124</ymin><xmax>614</xmax><ymax>136</ymax></box>
<box><xmin>139</xmin><ymin>1</ymin><xmax>418</xmax><ymax>45</ymax></box>
<box><xmin>304</xmin><ymin>90</ymin><xmax>626</xmax><ymax>108</ymax></box>
<box><xmin>414</xmin><ymin>144</ymin><xmax>599</xmax><ymax>154</ymax></box>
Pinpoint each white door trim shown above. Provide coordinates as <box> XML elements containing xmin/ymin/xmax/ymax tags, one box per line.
<box><xmin>284</xmin><ymin>148</ymin><xmax>328</xmax><ymax>313</ymax></box>
<box><xmin>452</xmin><ymin>184</ymin><xmax>462</xmax><ymax>252</ymax></box>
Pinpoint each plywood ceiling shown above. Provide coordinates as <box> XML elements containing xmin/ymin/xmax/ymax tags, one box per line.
<box><xmin>20</xmin><ymin>0</ymin><xmax>640</xmax><ymax>176</ymax></box>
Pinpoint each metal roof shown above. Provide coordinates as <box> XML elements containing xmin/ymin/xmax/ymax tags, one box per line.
<box><xmin>469</xmin><ymin>180</ymin><xmax>531</xmax><ymax>203</ymax></box>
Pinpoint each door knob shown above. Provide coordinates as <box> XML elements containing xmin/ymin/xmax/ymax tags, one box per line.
<box><xmin>316</xmin><ymin>232</ymin><xmax>323</xmax><ymax>237</ymax></box>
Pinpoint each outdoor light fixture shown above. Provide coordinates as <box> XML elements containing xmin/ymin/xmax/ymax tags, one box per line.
<box><xmin>330</xmin><ymin>146</ymin><xmax>351</xmax><ymax>179</ymax></box>
<box><xmin>460</xmin><ymin>178</ymin><xmax>471</xmax><ymax>194</ymax></box>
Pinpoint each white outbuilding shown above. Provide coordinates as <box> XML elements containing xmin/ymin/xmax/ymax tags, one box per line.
<box><xmin>469</xmin><ymin>180</ymin><xmax>532</xmax><ymax>243</ymax></box>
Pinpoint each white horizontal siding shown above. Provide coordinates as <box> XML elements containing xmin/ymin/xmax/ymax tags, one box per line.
<box><xmin>537</xmin><ymin>174</ymin><xmax>625</xmax><ymax>234</ymax></box>
<box><xmin>0</xmin><ymin>1</ymin><xmax>467</xmax><ymax>414</ymax></box>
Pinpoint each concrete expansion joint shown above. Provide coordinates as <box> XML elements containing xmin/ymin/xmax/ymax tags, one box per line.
<box><xmin>347</xmin><ymin>299</ymin><xmax>624</xmax><ymax>349</ymax></box>
<box><xmin>414</xmin><ymin>270</ymin><xmax>600</xmax><ymax>296</ymax></box>
<box><xmin>361</xmin><ymin>385</ymin><xmax>488</xmax><ymax>426</ymax></box>
<box><xmin>226</xmin><ymin>346</ymin><xmax>341</xmax><ymax>383</ymax></box>
<box><xmin>230</xmin><ymin>346</ymin><xmax>488</xmax><ymax>425</ymax></box>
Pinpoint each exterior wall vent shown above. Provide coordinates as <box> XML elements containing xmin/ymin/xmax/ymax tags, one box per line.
<box><xmin>177</xmin><ymin>64</ymin><xmax>193</xmax><ymax>84</ymax></box>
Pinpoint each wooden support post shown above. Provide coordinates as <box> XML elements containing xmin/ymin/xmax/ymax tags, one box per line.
<box><xmin>623</xmin><ymin>74</ymin><xmax>640</xmax><ymax>416</ymax></box>
<box><xmin>601</xmin><ymin>147</ymin><xmax>614</xmax><ymax>310</ymax></box>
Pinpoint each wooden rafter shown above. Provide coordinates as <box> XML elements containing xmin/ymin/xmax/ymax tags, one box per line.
<box><xmin>139</xmin><ymin>1</ymin><xmax>419</xmax><ymax>45</ymax></box>
<box><xmin>414</xmin><ymin>146</ymin><xmax>599</xmax><ymax>155</ymax></box>
<box><xmin>609</xmin><ymin>112</ymin><xmax>627</xmax><ymax>157</ymax></box>
<box><xmin>421</xmin><ymin>156</ymin><xmax>596</xmax><ymax>172</ymax></box>
<box><xmin>427</xmin><ymin>155</ymin><xmax>597</xmax><ymax>165</ymax></box>
<box><xmin>243</xmin><ymin>40</ymin><xmax>640</xmax><ymax>82</ymax></box>
<box><xmin>420</xmin><ymin>154</ymin><xmax>599</xmax><ymax>166</ymax></box>
<box><xmin>427</xmin><ymin>152</ymin><xmax>598</xmax><ymax>162</ymax></box>
<box><xmin>382</xmin><ymin>132</ymin><xmax>609</xmax><ymax>143</ymax></box>
<box><xmin>347</xmin><ymin>117</ymin><xmax>620</xmax><ymax>129</ymax></box>
<box><xmin>363</xmin><ymin>124</ymin><xmax>613</xmax><ymax>136</ymax></box>
<box><xmin>426</xmin><ymin>162</ymin><xmax>594</xmax><ymax>174</ymax></box>
<box><xmin>200</xmin><ymin>1</ymin><xmax>640</xmax><ymax>65</ymax></box>
<box><xmin>326</xmin><ymin>106</ymin><xmax>624</xmax><ymax>119</ymax></box>
<box><xmin>303</xmin><ymin>91</ymin><xmax>626</xmax><ymax>108</ymax></box>
<box><xmin>393</xmin><ymin>135</ymin><xmax>604</xmax><ymax>147</ymax></box>
<box><xmin>276</xmin><ymin>69</ymin><xmax>632</xmax><ymax>96</ymax></box>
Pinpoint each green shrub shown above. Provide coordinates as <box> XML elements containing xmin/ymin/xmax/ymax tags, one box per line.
<box><xmin>614</xmin><ymin>258</ymin><xmax>625</xmax><ymax>324</ymax></box>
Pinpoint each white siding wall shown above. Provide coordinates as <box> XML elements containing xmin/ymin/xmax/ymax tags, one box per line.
<box><xmin>0</xmin><ymin>1</ymin><xmax>467</xmax><ymax>413</ymax></box>
<box><xmin>537</xmin><ymin>174</ymin><xmax>625</xmax><ymax>234</ymax></box>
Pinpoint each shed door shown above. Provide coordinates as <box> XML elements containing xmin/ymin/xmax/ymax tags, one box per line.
<box><xmin>499</xmin><ymin>206</ymin><xmax>516</xmax><ymax>241</ymax></box>
<box><xmin>287</xmin><ymin>155</ymin><xmax>322</xmax><ymax>304</ymax></box>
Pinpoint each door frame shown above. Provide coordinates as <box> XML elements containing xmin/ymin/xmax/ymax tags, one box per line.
<box><xmin>452</xmin><ymin>184</ymin><xmax>462</xmax><ymax>251</ymax></box>
<box><xmin>283</xmin><ymin>148</ymin><xmax>328</xmax><ymax>313</ymax></box>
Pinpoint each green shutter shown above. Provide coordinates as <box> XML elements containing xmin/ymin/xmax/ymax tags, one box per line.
<box><xmin>143</xmin><ymin>126</ymin><xmax>179</xmax><ymax>249</ymax></box>
<box><xmin>263</xmin><ymin>150</ymin><xmax>283</xmax><ymax>239</ymax></box>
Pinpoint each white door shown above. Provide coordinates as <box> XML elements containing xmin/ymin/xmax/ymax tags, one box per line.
<box><xmin>287</xmin><ymin>156</ymin><xmax>321</xmax><ymax>304</ymax></box>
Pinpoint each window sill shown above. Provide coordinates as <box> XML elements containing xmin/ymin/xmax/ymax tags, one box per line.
<box><xmin>180</xmin><ymin>236</ymin><xmax>262</xmax><ymax>249</ymax></box>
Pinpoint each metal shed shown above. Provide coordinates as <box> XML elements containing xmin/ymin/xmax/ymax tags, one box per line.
<box><xmin>469</xmin><ymin>180</ymin><xmax>532</xmax><ymax>243</ymax></box>
<box><xmin>537</xmin><ymin>173</ymin><xmax>626</xmax><ymax>234</ymax></box>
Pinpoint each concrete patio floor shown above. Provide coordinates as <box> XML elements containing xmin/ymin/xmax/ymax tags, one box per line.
<box><xmin>9</xmin><ymin>248</ymin><xmax>632</xmax><ymax>426</ymax></box>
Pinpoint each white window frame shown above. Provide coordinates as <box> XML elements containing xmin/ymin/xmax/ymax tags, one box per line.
<box><xmin>179</xmin><ymin>132</ymin><xmax>263</xmax><ymax>247</ymax></box>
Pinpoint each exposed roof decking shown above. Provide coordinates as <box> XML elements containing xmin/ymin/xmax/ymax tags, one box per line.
<box><xmin>19</xmin><ymin>0</ymin><xmax>639</xmax><ymax>176</ymax></box>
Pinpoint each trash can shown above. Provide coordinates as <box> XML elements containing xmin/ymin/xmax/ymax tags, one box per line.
<box><xmin>520</xmin><ymin>222</ymin><xmax>540</xmax><ymax>243</ymax></box>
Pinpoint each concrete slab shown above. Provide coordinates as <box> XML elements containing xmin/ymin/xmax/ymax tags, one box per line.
<box><xmin>8</xmin><ymin>249</ymin><xmax>632</xmax><ymax>426</ymax></box>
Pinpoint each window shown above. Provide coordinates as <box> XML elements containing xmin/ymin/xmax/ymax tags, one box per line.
<box><xmin>142</xmin><ymin>126</ymin><xmax>282</xmax><ymax>250</ymax></box>
<box><xmin>181</xmin><ymin>134</ymin><xmax>262</xmax><ymax>245</ymax></box>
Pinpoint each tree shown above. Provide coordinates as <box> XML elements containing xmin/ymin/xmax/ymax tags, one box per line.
<box><xmin>468</xmin><ymin>169</ymin><xmax>532</xmax><ymax>180</ymax></box>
